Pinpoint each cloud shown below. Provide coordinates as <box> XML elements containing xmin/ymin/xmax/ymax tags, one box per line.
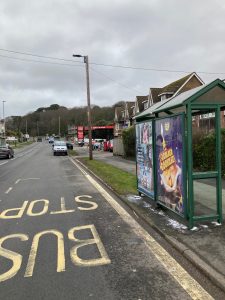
<box><xmin>0</xmin><ymin>0</ymin><xmax>225</xmax><ymax>116</ymax></box>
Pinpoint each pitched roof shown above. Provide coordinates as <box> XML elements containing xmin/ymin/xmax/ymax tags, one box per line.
<box><xmin>149</xmin><ymin>88</ymin><xmax>163</xmax><ymax>104</ymax></box>
<box><xmin>149</xmin><ymin>72</ymin><xmax>204</xmax><ymax>104</ymax></box>
<box><xmin>154</xmin><ymin>78</ymin><xmax>224</xmax><ymax>113</ymax></box>
<box><xmin>159</xmin><ymin>73</ymin><xmax>192</xmax><ymax>94</ymax></box>
<box><xmin>136</xmin><ymin>95</ymin><xmax>148</xmax><ymax>112</ymax></box>
<box><xmin>136</xmin><ymin>78</ymin><xmax>225</xmax><ymax>120</ymax></box>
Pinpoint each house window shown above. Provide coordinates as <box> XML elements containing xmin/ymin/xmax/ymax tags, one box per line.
<box><xmin>122</xmin><ymin>111</ymin><xmax>125</xmax><ymax>118</ymax></box>
<box><xmin>143</xmin><ymin>102</ymin><xmax>148</xmax><ymax>110</ymax></box>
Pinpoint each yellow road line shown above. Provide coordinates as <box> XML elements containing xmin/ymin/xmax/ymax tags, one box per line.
<box><xmin>71</xmin><ymin>159</ymin><xmax>213</xmax><ymax>300</ymax></box>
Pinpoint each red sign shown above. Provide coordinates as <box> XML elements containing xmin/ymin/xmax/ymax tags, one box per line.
<box><xmin>84</xmin><ymin>125</ymin><xmax>114</xmax><ymax>130</ymax></box>
<box><xmin>78</xmin><ymin>131</ymin><xmax>84</xmax><ymax>139</ymax></box>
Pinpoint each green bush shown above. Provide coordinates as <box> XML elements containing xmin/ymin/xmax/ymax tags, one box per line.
<box><xmin>122</xmin><ymin>126</ymin><xmax>135</xmax><ymax>158</ymax></box>
<box><xmin>193</xmin><ymin>129</ymin><xmax>225</xmax><ymax>176</ymax></box>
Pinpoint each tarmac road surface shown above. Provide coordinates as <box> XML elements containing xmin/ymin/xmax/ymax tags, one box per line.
<box><xmin>0</xmin><ymin>142</ymin><xmax>219</xmax><ymax>299</ymax></box>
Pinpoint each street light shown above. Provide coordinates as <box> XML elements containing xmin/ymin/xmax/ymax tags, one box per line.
<box><xmin>73</xmin><ymin>54</ymin><xmax>93</xmax><ymax>160</ymax></box>
<box><xmin>2</xmin><ymin>100</ymin><xmax>6</xmax><ymax>137</ymax></box>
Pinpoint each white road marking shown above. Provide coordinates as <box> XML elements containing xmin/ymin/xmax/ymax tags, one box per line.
<box><xmin>21</xmin><ymin>178</ymin><xmax>40</xmax><ymax>181</ymax></box>
<box><xmin>0</xmin><ymin>161</ymin><xmax>8</xmax><ymax>166</ymax></box>
<box><xmin>5</xmin><ymin>187</ymin><xmax>13</xmax><ymax>194</ymax></box>
<box><xmin>13</xmin><ymin>178</ymin><xmax>40</xmax><ymax>185</ymax></box>
<box><xmin>70</xmin><ymin>158</ymin><xmax>213</xmax><ymax>300</ymax></box>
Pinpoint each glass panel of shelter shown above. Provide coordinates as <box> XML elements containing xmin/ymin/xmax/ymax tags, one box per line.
<box><xmin>191</xmin><ymin>108</ymin><xmax>218</xmax><ymax>218</ymax></box>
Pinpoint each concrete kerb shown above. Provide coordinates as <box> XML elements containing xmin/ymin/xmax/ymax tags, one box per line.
<box><xmin>166</xmin><ymin>236</ymin><xmax>225</xmax><ymax>293</ymax></box>
<box><xmin>72</xmin><ymin>156</ymin><xmax>225</xmax><ymax>294</ymax></box>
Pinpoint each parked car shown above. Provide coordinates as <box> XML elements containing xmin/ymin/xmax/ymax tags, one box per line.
<box><xmin>66</xmin><ymin>142</ymin><xmax>73</xmax><ymax>150</ymax></box>
<box><xmin>53</xmin><ymin>141</ymin><xmax>68</xmax><ymax>156</ymax></box>
<box><xmin>0</xmin><ymin>144</ymin><xmax>14</xmax><ymax>159</ymax></box>
<box><xmin>78</xmin><ymin>139</ymin><xmax>84</xmax><ymax>147</ymax></box>
<box><xmin>108</xmin><ymin>140</ymin><xmax>113</xmax><ymax>152</ymax></box>
<box><xmin>49</xmin><ymin>137</ymin><xmax>54</xmax><ymax>144</ymax></box>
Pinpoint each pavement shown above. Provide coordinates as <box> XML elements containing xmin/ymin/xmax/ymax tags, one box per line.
<box><xmin>73</xmin><ymin>145</ymin><xmax>225</xmax><ymax>293</ymax></box>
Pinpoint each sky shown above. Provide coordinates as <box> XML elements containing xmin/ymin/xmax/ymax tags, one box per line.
<box><xmin>0</xmin><ymin>0</ymin><xmax>225</xmax><ymax>118</ymax></box>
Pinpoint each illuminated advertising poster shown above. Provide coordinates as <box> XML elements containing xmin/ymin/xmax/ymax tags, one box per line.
<box><xmin>155</xmin><ymin>115</ymin><xmax>184</xmax><ymax>215</ymax></box>
<box><xmin>136</xmin><ymin>121</ymin><xmax>154</xmax><ymax>197</ymax></box>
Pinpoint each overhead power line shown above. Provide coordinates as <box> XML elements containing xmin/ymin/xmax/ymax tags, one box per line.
<box><xmin>0</xmin><ymin>53</ymin><xmax>141</xmax><ymax>95</ymax></box>
<box><xmin>90</xmin><ymin>67</ymin><xmax>143</xmax><ymax>94</ymax></box>
<box><xmin>0</xmin><ymin>48</ymin><xmax>81</xmax><ymax>64</ymax></box>
<box><xmin>0</xmin><ymin>54</ymin><xmax>83</xmax><ymax>68</ymax></box>
<box><xmin>0</xmin><ymin>47</ymin><xmax>225</xmax><ymax>75</ymax></box>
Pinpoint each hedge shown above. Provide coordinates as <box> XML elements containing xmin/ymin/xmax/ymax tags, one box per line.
<box><xmin>193</xmin><ymin>129</ymin><xmax>225</xmax><ymax>176</ymax></box>
<box><xmin>122</xmin><ymin>125</ymin><xmax>136</xmax><ymax>158</ymax></box>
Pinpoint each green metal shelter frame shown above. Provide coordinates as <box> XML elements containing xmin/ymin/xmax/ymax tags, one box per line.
<box><xmin>136</xmin><ymin>79</ymin><xmax>225</xmax><ymax>228</ymax></box>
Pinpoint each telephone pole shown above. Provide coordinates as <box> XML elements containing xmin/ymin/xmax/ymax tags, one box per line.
<box><xmin>73</xmin><ymin>54</ymin><xmax>93</xmax><ymax>160</ymax></box>
<box><xmin>58</xmin><ymin>116</ymin><xmax>61</xmax><ymax>136</ymax></box>
<box><xmin>2</xmin><ymin>100</ymin><xmax>6</xmax><ymax>137</ymax></box>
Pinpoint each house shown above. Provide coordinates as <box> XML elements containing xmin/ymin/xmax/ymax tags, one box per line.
<box><xmin>114</xmin><ymin>101</ymin><xmax>135</xmax><ymax>137</ymax></box>
<box><xmin>113</xmin><ymin>72</ymin><xmax>205</xmax><ymax>156</ymax></box>
<box><xmin>135</xmin><ymin>95</ymin><xmax>149</xmax><ymax>115</ymax></box>
<box><xmin>114</xmin><ymin>73</ymin><xmax>204</xmax><ymax>136</ymax></box>
<box><xmin>125</xmin><ymin>101</ymin><xmax>136</xmax><ymax>127</ymax></box>
<box><xmin>132</xmin><ymin>72</ymin><xmax>204</xmax><ymax>120</ymax></box>
<box><xmin>148</xmin><ymin>72</ymin><xmax>204</xmax><ymax>107</ymax></box>
<box><xmin>114</xmin><ymin>106</ymin><xmax>124</xmax><ymax>137</ymax></box>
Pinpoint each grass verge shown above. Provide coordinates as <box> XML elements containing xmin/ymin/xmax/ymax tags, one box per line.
<box><xmin>10</xmin><ymin>141</ymin><xmax>34</xmax><ymax>149</ymax></box>
<box><xmin>80</xmin><ymin>157</ymin><xmax>137</xmax><ymax>195</ymax></box>
<box><xmin>68</xmin><ymin>149</ymin><xmax>79</xmax><ymax>156</ymax></box>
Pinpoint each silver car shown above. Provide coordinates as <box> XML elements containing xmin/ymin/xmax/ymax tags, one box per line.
<box><xmin>52</xmin><ymin>141</ymin><xmax>68</xmax><ymax>156</ymax></box>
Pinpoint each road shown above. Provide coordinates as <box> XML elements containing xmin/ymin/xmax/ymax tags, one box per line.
<box><xmin>0</xmin><ymin>142</ymin><xmax>220</xmax><ymax>299</ymax></box>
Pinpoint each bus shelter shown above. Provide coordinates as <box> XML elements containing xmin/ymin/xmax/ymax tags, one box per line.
<box><xmin>135</xmin><ymin>79</ymin><xmax>225</xmax><ymax>228</ymax></box>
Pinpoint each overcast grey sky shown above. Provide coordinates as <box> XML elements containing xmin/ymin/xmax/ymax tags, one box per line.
<box><xmin>0</xmin><ymin>0</ymin><xmax>225</xmax><ymax>117</ymax></box>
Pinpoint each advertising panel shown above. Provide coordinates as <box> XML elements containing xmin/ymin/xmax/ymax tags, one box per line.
<box><xmin>136</xmin><ymin>121</ymin><xmax>154</xmax><ymax>198</ymax></box>
<box><xmin>155</xmin><ymin>115</ymin><xmax>184</xmax><ymax>215</ymax></box>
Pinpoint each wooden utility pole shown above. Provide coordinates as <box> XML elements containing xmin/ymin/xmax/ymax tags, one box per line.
<box><xmin>84</xmin><ymin>56</ymin><xmax>93</xmax><ymax>160</ymax></box>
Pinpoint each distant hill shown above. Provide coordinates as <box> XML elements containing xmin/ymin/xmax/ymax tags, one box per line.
<box><xmin>6</xmin><ymin>103</ymin><xmax>116</xmax><ymax>137</ymax></box>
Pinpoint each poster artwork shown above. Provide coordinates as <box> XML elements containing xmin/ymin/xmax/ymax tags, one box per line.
<box><xmin>136</xmin><ymin>121</ymin><xmax>154</xmax><ymax>197</ymax></box>
<box><xmin>155</xmin><ymin>115</ymin><xmax>184</xmax><ymax>215</ymax></box>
